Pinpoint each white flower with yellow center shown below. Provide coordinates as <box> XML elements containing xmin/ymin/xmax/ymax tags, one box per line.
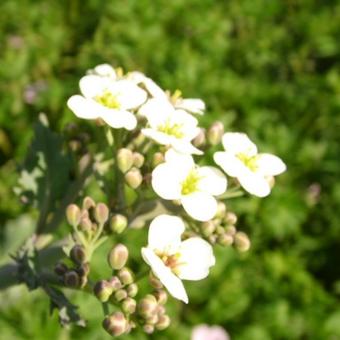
<box><xmin>152</xmin><ymin>150</ymin><xmax>227</xmax><ymax>221</ymax></box>
<box><xmin>141</xmin><ymin>214</ymin><xmax>215</xmax><ymax>303</ymax></box>
<box><xmin>140</xmin><ymin>98</ymin><xmax>203</xmax><ymax>155</ymax></box>
<box><xmin>67</xmin><ymin>64</ymin><xmax>147</xmax><ymax>130</ymax></box>
<box><xmin>214</xmin><ymin>132</ymin><xmax>286</xmax><ymax>197</ymax></box>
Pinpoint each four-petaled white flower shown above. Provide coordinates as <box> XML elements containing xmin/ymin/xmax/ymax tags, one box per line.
<box><xmin>152</xmin><ymin>150</ymin><xmax>227</xmax><ymax>221</ymax></box>
<box><xmin>140</xmin><ymin>98</ymin><xmax>203</xmax><ymax>155</ymax></box>
<box><xmin>141</xmin><ymin>214</ymin><xmax>215</xmax><ymax>303</ymax></box>
<box><xmin>67</xmin><ymin>64</ymin><xmax>147</xmax><ymax>130</ymax></box>
<box><xmin>214</xmin><ymin>132</ymin><xmax>286</xmax><ymax>197</ymax></box>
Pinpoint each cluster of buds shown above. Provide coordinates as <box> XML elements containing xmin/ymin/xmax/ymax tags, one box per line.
<box><xmin>200</xmin><ymin>202</ymin><xmax>251</xmax><ymax>252</ymax></box>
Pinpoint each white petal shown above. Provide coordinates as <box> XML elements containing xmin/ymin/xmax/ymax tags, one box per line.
<box><xmin>139</xmin><ymin>98</ymin><xmax>173</xmax><ymax>120</ymax></box>
<box><xmin>222</xmin><ymin>132</ymin><xmax>257</xmax><ymax>156</ymax></box>
<box><xmin>238</xmin><ymin>172</ymin><xmax>271</xmax><ymax>197</ymax></box>
<box><xmin>164</xmin><ymin>149</ymin><xmax>194</xmax><ymax>173</ymax></box>
<box><xmin>213</xmin><ymin>151</ymin><xmax>248</xmax><ymax>177</ymax></box>
<box><xmin>100</xmin><ymin>109</ymin><xmax>137</xmax><ymax>130</ymax></box>
<box><xmin>177</xmin><ymin>237</ymin><xmax>215</xmax><ymax>281</ymax></box>
<box><xmin>171</xmin><ymin>139</ymin><xmax>203</xmax><ymax>155</ymax></box>
<box><xmin>197</xmin><ymin>166</ymin><xmax>227</xmax><ymax>196</ymax></box>
<box><xmin>79</xmin><ymin>75</ymin><xmax>111</xmax><ymax>98</ymax></box>
<box><xmin>175</xmin><ymin>98</ymin><xmax>206</xmax><ymax>115</ymax></box>
<box><xmin>67</xmin><ymin>95</ymin><xmax>100</xmax><ymax>119</ymax></box>
<box><xmin>148</xmin><ymin>214</ymin><xmax>185</xmax><ymax>252</ymax></box>
<box><xmin>181</xmin><ymin>192</ymin><xmax>217</xmax><ymax>222</ymax></box>
<box><xmin>108</xmin><ymin>80</ymin><xmax>147</xmax><ymax>109</ymax></box>
<box><xmin>142</xmin><ymin>128</ymin><xmax>174</xmax><ymax>145</ymax></box>
<box><xmin>93</xmin><ymin>64</ymin><xmax>116</xmax><ymax>78</ymax></box>
<box><xmin>143</xmin><ymin>78</ymin><xmax>168</xmax><ymax>99</ymax></box>
<box><xmin>256</xmin><ymin>153</ymin><xmax>286</xmax><ymax>176</ymax></box>
<box><xmin>151</xmin><ymin>163</ymin><xmax>183</xmax><ymax>200</ymax></box>
<box><xmin>141</xmin><ymin>248</ymin><xmax>188</xmax><ymax>303</ymax></box>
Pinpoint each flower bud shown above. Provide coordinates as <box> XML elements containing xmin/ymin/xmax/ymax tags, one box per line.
<box><xmin>117</xmin><ymin>148</ymin><xmax>134</xmax><ymax>173</ymax></box>
<box><xmin>192</xmin><ymin>128</ymin><xmax>206</xmax><ymax>147</ymax></box>
<box><xmin>143</xmin><ymin>324</ymin><xmax>154</xmax><ymax>334</ymax></box>
<box><xmin>215</xmin><ymin>202</ymin><xmax>227</xmax><ymax>218</ymax></box>
<box><xmin>94</xmin><ymin>202</ymin><xmax>109</xmax><ymax>225</ymax></box>
<box><xmin>108</xmin><ymin>244</ymin><xmax>129</xmax><ymax>270</ymax></box>
<box><xmin>217</xmin><ymin>233</ymin><xmax>234</xmax><ymax>246</ymax></box>
<box><xmin>138</xmin><ymin>295</ymin><xmax>158</xmax><ymax>318</ymax></box>
<box><xmin>102</xmin><ymin>312</ymin><xmax>128</xmax><ymax>337</ymax></box>
<box><xmin>208</xmin><ymin>234</ymin><xmax>217</xmax><ymax>244</ymax></box>
<box><xmin>127</xmin><ymin>283</ymin><xmax>138</xmax><ymax>297</ymax></box>
<box><xmin>64</xmin><ymin>270</ymin><xmax>80</xmax><ymax>288</ymax></box>
<box><xmin>207</xmin><ymin>121</ymin><xmax>224</xmax><ymax>145</ymax></box>
<box><xmin>118</xmin><ymin>267</ymin><xmax>134</xmax><ymax>285</ymax></box>
<box><xmin>146</xmin><ymin>314</ymin><xmax>159</xmax><ymax>325</ymax></box>
<box><xmin>224</xmin><ymin>212</ymin><xmax>237</xmax><ymax>225</ymax></box>
<box><xmin>154</xmin><ymin>290</ymin><xmax>168</xmax><ymax>305</ymax></box>
<box><xmin>125</xmin><ymin>167</ymin><xmax>143</xmax><ymax>189</ymax></box>
<box><xmin>94</xmin><ymin>280</ymin><xmax>113</xmax><ymax>302</ymax></box>
<box><xmin>201</xmin><ymin>220</ymin><xmax>216</xmax><ymax>237</ymax></box>
<box><xmin>156</xmin><ymin>314</ymin><xmax>171</xmax><ymax>330</ymax></box>
<box><xmin>110</xmin><ymin>214</ymin><xmax>128</xmax><ymax>234</ymax></box>
<box><xmin>132</xmin><ymin>133</ymin><xmax>145</xmax><ymax>148</ymax></box>
<box><xmin>54</xmin><ymin>262</ymin><xmax>68</xmax><ymax>276</ymax></box>
<box><xmin>157</xmin><ymin>305</ymin><xmax>166</xmax><ymax>315</ymax></box>
<box><xmin>77</xmin><ymin>262</ymin><xmax>90</xmax><ymax>277</ymax></box>
<box><xmin>132</xmin><ymin>152</ymin><xmax>145</xmax><ymax>168</ymax></box>
<box><xmin>70</xmin><ymin>245</ymin><xmax>87</xmax><ymax>264</ymax></box>
<box><xmin>122</xmin><ymin>297</ymin><xmax>137</xmax><ymax>314</ymax></box>
<box><xmin>149</xmin><ymin>271</ymin><xmax>163</xmax><ymax>289</ymax></box>
<box><xmin>234</xmin><ymin>232</ymin><xmax>251</xmax><ymax>252</ymax></box>
<box><xmin>216</xmin><ymin>226</ymin><xmax>225</xmax><ymax>235</ymax></box>
<box><xmin>114</xmin><ymin>288</ymin><xmax>128</xmax><ymax>302</ymax></box>
<box><xmin>152</xmin><ymin>152</ymin><xmax>164</xmax><ymax>167</ymax></box>
<box><xmin>79</xmin><ymin>217</ymin><xmax>92</xmax><ymax>232</ymax></box>
<box><xmin>66</xmin><ymin>204</ymin><xmax>81</xmax><ymax>227</ymax></box>
<box><xmin>108</xmin><ymin>276</ymin><xmax>122</xmax><ymax>291</ymax></box>
<box><xmin>225</xmin><ymin>225</ymin><xmax>237</xmax><ymax>236</ymax></box>
<box><xmin>82</xmin><ymin>196</ymin><xmax>95</xmax><ymax>210</ymax></box>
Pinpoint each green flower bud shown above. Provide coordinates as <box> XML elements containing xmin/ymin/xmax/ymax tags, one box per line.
<box><xmin>149</xmin><ymin>271</ymin><xmax>163</xmax><ymax>289</ymax></box>
<box><xmin>156</xmin><ymin>314</ymin><xmax>171</xmax><ymax>330</ymax></box>
<box><xmin>143</xmin><ymin>324</ymin><xmax>155</xmax><ymax>334</ymax></box>
<box><xmin>66</xmin><ymin>204</ymin><xmax>81</xmax><ymax>227</ymax></box>
<box><xmin>157</xmin><ymin>305</ymin><xmax>166</xmax><ymax>316</ymax></box>
<box><xmin>70</xmin><ymin>245</ymin><xmax>87</xmax><ymax>264</ymax></box>
<box><xmin>127</xmin><ymin>283</ymin><xmax>138</xmax><ymax>297</ymax></box>
<box><xmin>234</xmin><ymin>232</ymin><xmax>251</xmax><ymax>252</ymax></box>
<box><xmin>217</xmin><ymin>233</ymin><xmax>234</xmax><ymax>246</ymax></box>
<box><xmin>79</xmin><ymin>217</ymin><xmax>92</xmax><ymax>232</ymax></box>
<box><xmin>146</xmin><ymin>313</ymin><xmax>159</xmax><ymax>325</ymax></box>
<box><xmin>207</xmin><ymin>121</ymin><xmax>224</xmax><ymax>145</ymax></box>
<box><xmin>64</xmin><ymin>270</ymin><xmax>80</xmax><ymax>288</ymax></box>
<box><xmin>108</xmin><ymin>244</ymin><xmax>129</xmax><ymax>270</ymax></box>
<box><xmin>125</xmin><ymin>167</ymin><xmax>143</xmax><ymax>189</ymax></box>
<box><xmin>201</xmin><ymin>220</ymin><xmax>216</xmax><ymax>237</ymax></box>
<box><xmin>94</xmin><ymin>280</ymin><xmax>113</xmax><ymax>302</ymax></box>
<box><xmin>114</xmin><ymin>288</ymin><xmax>128</xmax><ymax>302</ymax></box>
<box><xmin>77</xmin><ymin>262</ymin><xmax>90</xmax><ymax>277</ymax></box>
<box><xmin>208</xmin><ymin>234</ymin><xmax>217</xmax><ymax>244</ymax></box>
<box><xmin>82</xmin><ymin>196</ymin><xmax>95</xmax><ymax>210</ymax></box>
<box><xmin>152</xmin><ymin>152</ymin><xmax>164</xmax><ymax>167</ymax></box>
<box><xmin>225</xmin><ymin>225</ymin><xmax>237</xmax><ymax>236</ymax></box>
<box><xmin>108</xmin><ymin>276</ymin><xmax>122</xmax><ymax>292</ymax></box>
<box><xmin>138</xmin><ymin>295</ymin><xmax>158</xmax><ymax>318</ymax></box>
<box><xmin>79</xmin><ymin>275</ymin><xmax>88</xmax><ymax>288</ymax></box>
<box><xmin>132</xmin><ymin>133</ymin><xmax>145</xmax><ymax>148</ymax></box>
<box><xmin>215</xmin><ymin>201</ymin><xmax>227</xmax><ymax>218</ymax></box>
<box><xmin>224</xmin><ymin>212</ymin><xmax>237</xmax><ymax>225</ymax></box>
<box><xmin>122</xmin><ymin>297</ymin><xmax>137</xmax><ymax>314</ymax></box>
<box><xmin>117</xmin><ymin>148</ymin><xmax>134</xmax><ymax>173</ymax></box>
<box><xmin>54</xmin><ymin>262</ymin><xmax>68</xmax><ymax>276</ymax></box>
<box><xmin>94</xmin><ymin>202</ymin><xmax>109</xmax><ymax>225</ymax></box>
<box><xmin>192</xmin><ymin>128</ymin><xmax>206</xmax><ymax>148</ymax></box>
<box><xmin>154</xmin><ymin>290</ymin><xmax>168</xmax><ymax>305</ymax></box>
<box><xmin>132</xmin><ymin>152</ymin><xmax>145</xmax><ymax>168</ymax></box>
<box><xmin>118</xmin><ymin>267</ymin><xmax>134</xmax><ymax>285</ymax></box>
<box><xmin>110</xmin><ymin>214</ymin><xmax>128</xmax><ymax>234</ymax></box>
<box><xmin>102</xmin><ymin>312</ymin><xmax>128</xmax><ymax>337</ymax></box>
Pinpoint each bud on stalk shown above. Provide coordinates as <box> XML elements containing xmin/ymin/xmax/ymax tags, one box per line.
<box><xmin>125</xmin><ymin>167</ymin><xmax>143</xmax><ymax>189</ymax></box>
<box><xmin>108</xmin><ymin>244</ymin><xmax>129</xmax><ymax>270</ymax></box>
<box><xmin>117</xmin><ymin>148</ymin><xmax>134</xmax><ymax>173</ymax></box>
<box><xmin>66</xmin><ymin>204</ymin><xmax>81</xmax><ymax>227</ymax></box>
<box><xmin>110</xmin><ymin>214</ymin><xmax>128</xmax><ymax>234</ymax></box>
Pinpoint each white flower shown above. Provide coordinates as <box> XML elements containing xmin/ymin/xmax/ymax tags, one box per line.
<box><xmin>191</xmin><ymin>325</ymin><xmax>230</xmax><ymax>340</ymax></box>
<box><xmin>140</xmin><ymin>98</ymin><xmax>203</xmax><ymax>155</ymax></box>
<box><xmin>214</xmin><ymin>132</ymin><xmax>286</xmax><ymax>197</ymax></box>
<box><xmin>67</xmin><ymin>64</ymin><xmax>147</xmax><ymax>130</ymax></box>
<box><xmin>130</xmin><ymin>72</ymin><xmax>205</xmax><ymax>115</ymax></box>
<box><xmin>141</xmin><ymin>214</ymin><xmax>215</xmax><ymax>303</ymax></box>
<box><xmin>152</xmin><ymin>150</ymin><xmax>227</xmax><ymax>221</ymax></box>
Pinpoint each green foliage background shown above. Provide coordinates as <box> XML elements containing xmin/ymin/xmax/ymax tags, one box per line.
<box><xmin>0</xmin><ymin>0</ymin><xmax>340</xmax><ymax>339</ymax></box>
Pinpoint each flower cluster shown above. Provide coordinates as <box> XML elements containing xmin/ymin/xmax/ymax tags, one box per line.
<box><xmin>63</xmin><ymin>63</ymin><xmax>286</xmax><ymax>336</ymax></box>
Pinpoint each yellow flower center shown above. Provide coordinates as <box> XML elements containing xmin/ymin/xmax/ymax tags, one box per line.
<box><xmin>158</xmin><ymin>118</ymin><xmax>184</xmax><ymax>138</ymax></box>
<box><xmin>181</xmin><ymin>169</ymin><xmax>201</xmax><ymax>195</ymax></box>
<box><xmin>236</xmin><ymin>153</ymin><xmax>259</xmax><ymax>172</ymax></box>
<box><xmin>156</xmin><ymin>251</ymin><xmax>182</xmax><ymax>275</ymax></box>
<box><xmin>94</xmin><ymin>89</ymin><xmax>121</xmax><ymax>109</ymax></box>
